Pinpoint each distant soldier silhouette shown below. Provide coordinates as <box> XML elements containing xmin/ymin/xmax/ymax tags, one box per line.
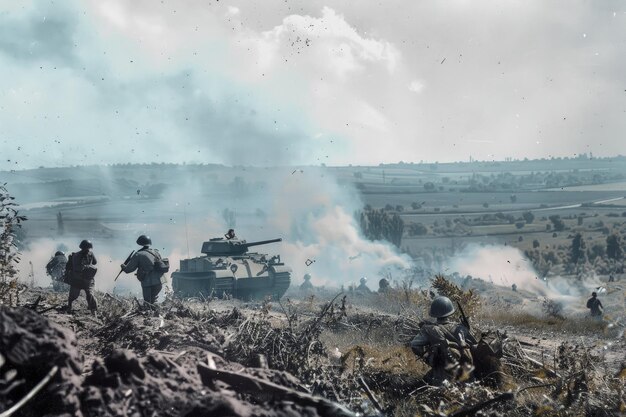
<box><xmin>586</xmin><ymin>292</ymin><xmax>604</xmax><ymax>318</ymax></box>
<box><xmin>356</xmin><ymin>277</ymin><xmax>371</xmax><ymax>293</ymax></box>
<box><xmin>46</xmin><ymin>250</ymin><xmax>68</xmax><ymax>291</ymax></box>
<box><xmin>378</xmin><ymin>278</ymin><xmax>390</xmax><ymax>293</ymax></box>
<box><xmin>300</xmin><ymin>273</ymin><xmax>314</xmax><ymax>291</ymax></box>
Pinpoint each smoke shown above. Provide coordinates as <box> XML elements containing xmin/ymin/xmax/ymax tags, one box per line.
<box><xmin>444</xmin><ymin>243</ymin><xmax>603</xmax><ymax>309</ymax></box>
<box><xmin>16</xmin><ymin>165</ymin><xmax>411</xmax><ymax>294</ymax></box>
<box><xmin>265</xmin><ymin>173</ymin><xmax>411</xmax><ymax>285</ymax></box>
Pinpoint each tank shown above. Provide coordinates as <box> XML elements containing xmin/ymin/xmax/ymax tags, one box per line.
<box><xmin>171</xmin><ymin>237</ymin><xmax>291</xmax><ymax>300</ymax></box>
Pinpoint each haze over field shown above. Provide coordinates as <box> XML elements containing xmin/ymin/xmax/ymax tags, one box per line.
<box><xmin>1</xmin><ymin>0</ymin><xmax>626</xmax><ymax>169</ymax></box>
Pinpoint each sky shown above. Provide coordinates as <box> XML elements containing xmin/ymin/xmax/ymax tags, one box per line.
<box><xmin>1</xmin><ymin>0</ymin><xmax>625</xmax><ymax>169</ymax></box>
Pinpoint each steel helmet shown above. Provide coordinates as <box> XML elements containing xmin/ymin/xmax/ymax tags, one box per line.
<box><xmin>360</xmin><ymin>277</ymin><xmax>367</xmax><ymax>284</ymax></box>
<box><xmin>136</xmin><ymin>235</ymin><xmax>152</xmax><ymax>246</ymax></box>
<box><xmin>429</xmin><ymin>296</ymin><xmax>455</xmax><ymax>318</ymax></box>
<box><xmin>54</xmin><ymin>251</ymin><xmax>65</xmax><ymax>256</ymax></box>
<box><xmin>79</xmin><ymin>240</ymin><xmax>93</xmax><ymax>250</ymax></box>
<box><xmin>303</xmin><ymin>273</ymin><xmax>311</xmax><ymax>281</ymax></box>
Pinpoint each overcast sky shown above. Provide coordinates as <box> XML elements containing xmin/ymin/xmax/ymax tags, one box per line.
<box><xmin>1</xmin><ymin>0</ymin><xmax>625</xmax><ymax>169</ymax></box>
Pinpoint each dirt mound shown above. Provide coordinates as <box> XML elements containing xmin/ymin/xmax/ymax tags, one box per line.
<box><xmin>0</xmin><ymin>306</ymin><xmax>82</xmax><ymax>416</ymax></box>
<box><xmin>82</xmin><ymin>349</ymin><xmax>354</xmax><ymax>417</ymax></box>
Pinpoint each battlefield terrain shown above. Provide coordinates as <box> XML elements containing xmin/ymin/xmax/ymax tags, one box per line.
<box><xmin>1</xmin><ymin>156</ymin><xmax>625</xmax><ymax>416</ymax></box>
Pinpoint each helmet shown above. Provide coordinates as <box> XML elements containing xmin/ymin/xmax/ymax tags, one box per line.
<box><xmin>79</xmin><ymin>240</ymin><xmax>93</xmax><ymax>250</ymax></box>
<box><xmin>54</xmin><ymin>251</ymin><xmax>64</xmax><ymax>256</ymax></box>
<box><xmin>360</xmin><ymin>277</ymin><xmax>367</xmax><ymax>284</ymax></box>
<box><xmin>591</xmin><ymin>292</ymin><xmax>597</xmax><ymax>297</ymax></box>
<box><xmin>379</xmin><ymin>278</ymin><xmax>389</xmax><ymax>288</ymax></box>
<box><xmin>429</xmin><ymin>296</ymin><xmax>455</xmax><ymax>318</ymax></box>
<box><xmin>136</xmin><ymin>235</ymin><xmax>152</xmax><ymax>246</ymax></box>
<box><xmin>303</xmin><ymin>273</ymin><xmax>311</xmax><ymax>281</ymax></box>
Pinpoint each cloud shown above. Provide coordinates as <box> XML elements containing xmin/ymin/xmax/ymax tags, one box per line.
<box><xmin>408</xmin><ymin>80</ymin><xmax>424</xmax><ymax>94</ymax></box>
<box><xmin>1</xmin><ymin>1</ymin><xmax>625</xmax><ymax>169</ymax></box>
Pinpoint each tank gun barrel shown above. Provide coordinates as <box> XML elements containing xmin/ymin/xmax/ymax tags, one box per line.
<box><xmin>243</xmin><ymin>238</ymin><xmax>282</xmax><ymax>248</ymax></box>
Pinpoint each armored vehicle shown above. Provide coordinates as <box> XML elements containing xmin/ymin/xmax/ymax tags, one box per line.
<box><xmin>171</xmin><ymin>237</ymin><xmax>291</xmax><ymax>300</ymax></box>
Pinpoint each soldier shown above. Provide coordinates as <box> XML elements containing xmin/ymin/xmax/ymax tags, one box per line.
<box><xmin>378</xmin><ymin>278</ymin><xmax>390</xmax><ymax>293</ymax></box>
<box><xmin>356</xmin><ymin>277</ymin><xmax>371</xmax><ymax>293</ymax></box>
<box><xmin>225</xmin><ymin>229</ymin><xmax>236</xmax><ymax>240</ymax></box>
<box><xmin>121</xmin><ymin>235</ymin><xmax>167</xmax><ymax>306</ymax></box>
<box><xmin>46</xmin><ymin>250</ymin><xmax>68</xmax><ymax>291</ymax></box>
<box><xmin>411</xmin><ymin>296</ymin><xmax>476</xmax><ymax>385</ymax></box>
<box><xmin>586</xmin><ymin>291</ymin><xmax>604</xmax><ymax>318</ymax></box>
<box><xmin>66</xmin><ymin>240</ymin><xmax>98</xmax><ymax>314</ymax></box>
<box><xmin>300</xmin><ymin>273</ymin><xmax>314</xmax><ymax>291</ymax></box>
<box><xmin>511</xmin><ymin>283</ymin><xmax>517</xmax><ymax>292</ymax></box>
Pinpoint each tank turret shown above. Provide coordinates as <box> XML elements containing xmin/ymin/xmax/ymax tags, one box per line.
<box><xmin>172</xmin><ymin>235</ymin><xmax>290</xmax><ymax>300</ymax></box>
<box><xmin>201</xmin><ymin>238</ymin><xmax>282</xmax><ymax>256</ymax></box>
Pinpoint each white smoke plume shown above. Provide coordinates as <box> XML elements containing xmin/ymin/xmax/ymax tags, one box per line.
<box><xmin>444</xmin><ymin>244</ymin><xmax>603</xmax><ymax>309</ymax></box>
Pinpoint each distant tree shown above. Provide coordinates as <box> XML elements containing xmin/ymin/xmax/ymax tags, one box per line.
<box><xmin>222</xmin><ymin>208</ymin><xmax>237</xmax><ymax>228</ymax></box>
<box><xmin>606</xmin><ymin>234</ymin><xmax>623</xmax><ymax>260</ymax></box>
<box><xmin>408</xmin><ymin>223</ymin><xmax>428</xmax><ymax>236</ymax></box>
<box><xmin>423</xmin><ymin>182</ymin><xmax>435</xmax><ymax>191</ymax></box>
<box><xmin>533</xmin><ymin>239</ymin><xmax>540</xmax><ymax>248</ymax></box>
<box><xmin>518</xmin><ymin>236</ymin><xmax>523</xmax><ymax>242</ymax></box>
<box><xmin>577</xmin><ymin>216</ymin><xmax>583</xmax><ymax>226</ymax></box>
<box><xmin>411</xmin><ymin>202</ymin><xmax>422</xmax><ymax>210</ymax></box>
<box><xmin>363</xmin><ymin>204</ymin><xmax>372</xmax><ymax>211</ymax></box>
<box><xmin>515</xmin><ymin>222</ymin><xmax>525</xmax><ymax>229</ymax></box>
<box><xmin>552</xmin><ymin>232</ymin><xmax>558</xmax><ymax>238</ymax></box>
<box><xmin>1</xmin><ymin>185</ymin><xmax>26</xmax><ymax>292</ymax></box>
<box><xmin>588</xmin><ymin>243</ymin><xmax>605</xmax><ymax>260</ymax></box>
<box><xmin>546</xmin><ymin>224</ymin><xmax>552</xmax><ymax>231</ymax></box>
<box><xmin>570</xmin><ymin>233</ymin><xmax>586</xmax><ymax>264</ymax></box>
<box><xmin>549</xmin><ymin>215</ymin><xmax>565</xmax><ymax>232</ymax></box>
<box><xmin>510</xmin><ymin>194</ymin><xmax>517</xmax><ymax>203</ymax></box>
<box><xmin>522</xmin><ymin>211</ymin><xmax>535</xmax><ymax>224</ymax></box>
<box><xmin>384</xmin><ymin>204</ymin><xmax>394</xmax><ymax>211</ymax></box>
<box><xmin>396</xmin><ymin>205</ymin><xmax>404</xmax><ymax>212</ymax></box>
<box><xmin>482</xmin><ymin>202</ymin><xmax>489</xmax><ymax>208</ymax></box>
<box><xmin>57</xmin><ymin>211</ymin><xmax>65</xmax><ymax>236</ymax></box>
<box><xmin>358</xmin><ymin>209</ymin><xmax>404</xmax><ymax>247</ymax></box>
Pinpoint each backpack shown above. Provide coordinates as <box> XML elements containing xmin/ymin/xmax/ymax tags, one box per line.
<box><xmin>142</xmin><ymin>249</ymin><xmax>170</xmax><ymax>274</ymax></box>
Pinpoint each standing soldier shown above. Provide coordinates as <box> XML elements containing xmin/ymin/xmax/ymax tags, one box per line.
<box><xmin>411</xmin><ymin>296</ymin><xmax>475</xmax><ymax>385</ymax></box>
<box><xmin>46</xmin><ymin>250</ymin><xmax>68</xmax><ymax>291</ymax></box>
<box><xmin>586</xmin><ymin>291</ymin><xmax>604</xmax><ymax>318</ymax></box>
<box><xmin>66</xmin><ymin>240</ymin><xmax>98</xmax><ymax>314</ymax></box>
<box><xmin>120</xmin><ymin>235</ymin><xmax>168</xmax><ymax>306</ymax></box>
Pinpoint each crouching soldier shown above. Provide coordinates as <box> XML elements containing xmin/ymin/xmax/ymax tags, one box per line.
<box><xmin>411</xmin><ymin>296</ymin><xmax>476</xmax><ymax>385</ymax></box>
<box><xmin>66</xmin><ymin>240</ymin><xmax>98</xmax><ymax>314</ymax></box>
<box><xmin>121</xmin><ymin>235</ymin><xmax>169</xmax><ymax>306</ymax></box>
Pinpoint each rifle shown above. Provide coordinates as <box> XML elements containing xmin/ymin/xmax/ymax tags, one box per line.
<box><xmin>457</xmin><ymin>301</ymin><xmax>471</xmax><ymax>331</ymax></box>
<box><xmin>114</xmin><ymin>250</ymin><xmax>135</xmax><ymax>281</ymax></box>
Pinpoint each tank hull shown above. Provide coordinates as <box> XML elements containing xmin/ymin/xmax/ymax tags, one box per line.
<box><xmin>171</xmin><ymin>270</ymin><xmax>291</xmax><ymax>300</ymax></box>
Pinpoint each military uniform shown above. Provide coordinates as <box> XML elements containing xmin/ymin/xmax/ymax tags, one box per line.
<box><xmin>356</xmin><ymin>277</ymin><xmax>371</xmax><ymax>293</ymax></box>
<box><xmin>46</xmin><ymin>252</ymin><xmax>68</xmax><ymax>291</ymax></box>
<box><xmin>586</xmin><ymin>294</ymin><xmax>603</xmax><ymax>317</ymax></box>
<box><xmin>123</xmin><ymin>248</ymin><xmax>166</xmax><ymax>304</ymax></box>
<box><xmin>411</xmin><ymin>296</ymin><xmax>476</xmax><ymax>385</ymax></box>
<box><xmin>66</xmin><ymin>246</ymin><xmax>98</xmax><ymax>312</ymax></box>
